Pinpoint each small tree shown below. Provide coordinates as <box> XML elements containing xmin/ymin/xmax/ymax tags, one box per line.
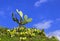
<box><xmin>12</xmin><ymin>9</ymin><xmax>32</xmax><ymax>27</ymax></box>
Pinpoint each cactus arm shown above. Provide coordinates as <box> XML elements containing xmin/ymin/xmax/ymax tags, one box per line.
<box><xmin>16</xmin><ymin>9</ymin><xmax>23</xmax><ymax>18</ymax></box>
<box><xmin>12</xmin><ymin>13</ymin><xmax>19</xmax><ymax>24</ymax></box>
<box><xmin>26</xmin><ymin>18</ymin><xmax>32</xmax><ymax>22</ymax></box>
<box><xmin>21</xmin><ymin>15</ymin><xmax>32</xmax><ymax>25</ymax></box>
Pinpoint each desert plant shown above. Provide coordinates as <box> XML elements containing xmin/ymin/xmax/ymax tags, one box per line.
<box><xmin>12</xmin><ymin>9</ymin><xmax>32</xmax><ymax>27</ymax></box>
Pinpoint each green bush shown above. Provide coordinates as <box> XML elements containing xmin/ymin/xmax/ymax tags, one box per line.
<box><xmin>0</xmin><ymin>27</ymin><xmax>58</xmax><ymax>41</ymax></box>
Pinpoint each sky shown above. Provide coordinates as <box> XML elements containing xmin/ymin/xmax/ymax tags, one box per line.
<box><xmin>0</xmin><ymin>0</ymin><xmax>60</xmax><ymax>40</ymax></box>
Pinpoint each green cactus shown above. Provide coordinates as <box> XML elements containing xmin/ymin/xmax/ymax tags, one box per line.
<box><xmin>22</xmin><ymin>15</ymin><xmax>32</xmax><ymax>25</ymax></box>
<box><xmin>12</xmin><ymin>13</ymin><xmax>19</xmax><ymax>24</ymax></box>
<box><xmin>24</xmin><ymin>15</ymin><xmax>32</xmax><ymax>22</ymax></box>
<box><xmin>24</xmin><ymin>15</ymin><xmax>28</xmax><ymax>20</ymax></box>
<box><xmin>12</xmin><ymin>9</ymin><xmax>32</xmax><ymax>27</ymax></box>
<box><xmin>26</xmin><ymin>18</ymin><xmax>32</xmax><ymax>22</ymax></box>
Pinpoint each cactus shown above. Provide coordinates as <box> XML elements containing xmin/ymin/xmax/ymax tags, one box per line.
<box><xmin>22</xmin><ymin>15</ymin><xmax>32</xmax><ymax>25</ymax></box>
<box><xmin>12</xmin><ymin>9</ymin><xmax>32</xmax><ymax>27</ymax></box>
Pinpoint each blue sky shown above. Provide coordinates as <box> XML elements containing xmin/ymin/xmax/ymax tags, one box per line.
<box><xmin>0</xmin><ymin>0</ymin><xmax>60</xmax><ymax>40</ymax></box>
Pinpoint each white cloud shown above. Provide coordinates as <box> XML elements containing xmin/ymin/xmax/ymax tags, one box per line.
<box><xmin>33</xmin><ymin>20</ymin><xmax>53</xmax><ymax>30</ymax></box>
<box><xmin>46</xmin><ymin>30</ymin><xmax>60</xmax><ymax>41</ymax></box>
<box><xmin>34</xmin><ymin>0</ymin><xmax>47</xmax><ymax>7</ymax></box>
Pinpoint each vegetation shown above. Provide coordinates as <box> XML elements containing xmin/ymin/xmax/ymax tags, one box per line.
<box><xmin>0</xmin><ymin>9</ymin><xmax>58</xmax><ymax>41</ymax></box>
